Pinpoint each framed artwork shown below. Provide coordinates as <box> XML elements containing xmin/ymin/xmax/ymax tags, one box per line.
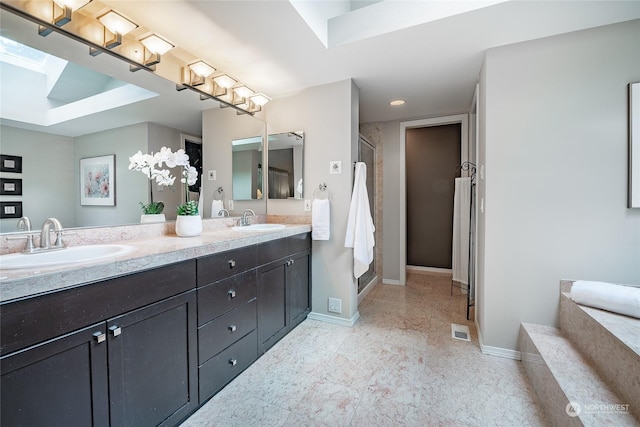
<box><xmin>0</xmin><ymin>155</ymin><xmax>22</xmax><ymax>173</ymax></box>
<box><xmin>80</xmin><ymin>155</ymin><xmax>115</xmax><ymax>206</ymax></box>
<box><xmin>0</xmin><ymin>202</ymin><xmax>22</xmax><ymax>219</ymax></box>
<box><xmin>630</xmin><ymin>82</ymin><xmax>640</xmax><ymax>208</ymax></box>
<box><xmin>0</xmin><ymin>178</ymin><xmax>22</xmax><ymax>195</ymax></box>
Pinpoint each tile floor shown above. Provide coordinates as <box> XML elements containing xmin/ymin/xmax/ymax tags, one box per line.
<box><xmin>181</xmin><ymin>273</ymin><xmax>548</xmax><ymax>426</ymax></box>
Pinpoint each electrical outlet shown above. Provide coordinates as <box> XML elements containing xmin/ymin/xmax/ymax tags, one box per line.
<box><xmin>328</xmin><ymin>297</ymin><xmax>342</xmax><ymax>314</ymax></box>
<box><xmin>228</xmin><ymin>200</ymin><xmax>234</xmax><ymax>210</ymax></box>
<box><xmin>304</xmin><ymin>199</ymin><xmax>311</xmax><ymax>211</ymax></box>
<box><xmin>207</xmin><ymin>170</ymin><xmax>216</xmax><ymax>181</ymax></box>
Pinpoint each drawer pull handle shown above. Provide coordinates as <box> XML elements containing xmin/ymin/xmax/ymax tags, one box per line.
<box><xmin>229</xmin><ymin>358</ymin><xmax>237</xmax><ymax>366</ymax></box>
<box><xmin>228</xmin><ymin>260</ymin><xmax>236</xmax><ymax>268</ymax></box>
<box><xmin>228</xmin><ymin>290</ymin><xmax>236</xmax><ymax>299</ymax></box>
<box><xmin>109</xmin><ymin>326</ymin><xmax>122</xmax><ymax>337</ymax></box>
<box><xmin>93</xmin><ymin>332</ymin><xmax>106</xmax><ymax>343</ymax></box>
<box><xmin>228</xmin><ymin>325</ymin><xmax>237</xmax><ymax>332</ymax></box>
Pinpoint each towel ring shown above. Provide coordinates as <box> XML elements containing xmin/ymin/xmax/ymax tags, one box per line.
<box><xmin>213</xmin><ymin>187</ymin><xmax>224</xmax><ymax>201</ymax></box>
<box><xmin>313</xmin><ymin>183</ymin><xmax>331</xmax><ymax>200</ymax></box>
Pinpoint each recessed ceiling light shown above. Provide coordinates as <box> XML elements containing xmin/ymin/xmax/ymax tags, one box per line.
<box><xmin>390</xmin><ymin>99</ymin><xmax>405</xmax><ymax>106</ymax></box>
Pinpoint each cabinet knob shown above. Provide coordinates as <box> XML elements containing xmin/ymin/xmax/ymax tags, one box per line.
<box><xmin>93</xmin><ymin>331</ymin><xmax>106</xmax><ymax>343</ymax></box>
<box><xmin>228</xmin><ymin>260</ymin><xmax>236</xmax><ymax>268</ymax></box>
<box><xmin>290</xmin><ymin>259</ymin><xmax>295</xmax><ymax>265</ymax></box>
<box><xmin>228</xmin><ymin>325</ymin><xmax>237</xmax><ymax>332</ymax></box>
<box><xmin>229</xmin><ymin>358</ymin><xmax>237</xmax><ymax>366</ymax></box>
<box><xmin>228</xmin><ymin>290</ymin><xmax>236</xmax><ymax>299</ymax></box>
<box><xmin>109</xmin><ymin>325</ymin><xmax>122</xmax><ymax>337</ymax></box>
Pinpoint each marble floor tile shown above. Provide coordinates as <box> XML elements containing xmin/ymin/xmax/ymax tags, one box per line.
<box><xmin>181</xmin><ymin>273</ymin><xmax>548</xmax><ymax>427</ymax></box>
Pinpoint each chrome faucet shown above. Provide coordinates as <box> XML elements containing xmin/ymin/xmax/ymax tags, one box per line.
<box><xmin>40</xmin><ymin>218</ymin><xmax>65</xmax><ymax>250</ymax></box>
<box><xmin>239</xmin><ymin>209</ymin><xmax>256</xmax><ymax>226</ymax></box>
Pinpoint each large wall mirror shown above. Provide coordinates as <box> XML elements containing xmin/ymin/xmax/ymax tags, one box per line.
<box><xmin>0</xmin><ymin>9</ymin><xmax>253</xmax><ymax>233</ymax></box>
<box><xmin>267</xmin><ymin>131</ymin><xmax>304</xmax><ymax>200</ymax></box>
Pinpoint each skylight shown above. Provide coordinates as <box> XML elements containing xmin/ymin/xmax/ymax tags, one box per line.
<box><xmin>0</xmin><ymin>36</ymin><xmax>49</xmax><ymax>72</ymax></box>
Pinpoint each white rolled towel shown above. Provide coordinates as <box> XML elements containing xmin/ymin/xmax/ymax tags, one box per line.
<box><xmin>571</xmin><ymin>280</ymin><xmax>640</xmax><ymax>319</ymax></box>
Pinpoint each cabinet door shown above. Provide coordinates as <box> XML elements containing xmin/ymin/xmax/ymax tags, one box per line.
<box><xmin>257</xmin><ymin>261</ymin><xmax>288</xmax><ymax>354</ymax></box>
<box><xmin>288</xmin><ymin>250</ymin><xmax>311</xmax><ymax>329</ymax></box>
<box><xmin>0</xmin><ymin>323</ymin><xmax>109</xmax><ymax>427</ymax></box>
<box><xmin>107</xmin><ymin>291</ymin><xmax>197</xmax><ymax>427</ymax></box>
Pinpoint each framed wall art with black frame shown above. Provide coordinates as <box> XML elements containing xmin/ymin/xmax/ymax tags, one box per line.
<box><xmin>0</xmin><ymin>202</ymin><xmax>22</xmax><ymax>219</ymax></box>
<box><xmin>0</xmin><ymin>155</ymin><xmax>23</xmax><ymax>173</ymax></box>
<box><xmin>0</xmin><ymin>178</ymin><xmax>23</xmax><ymax>196</ymax></box>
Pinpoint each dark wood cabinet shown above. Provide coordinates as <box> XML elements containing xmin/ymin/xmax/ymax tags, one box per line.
<box><xmin>0</xmin><ymin>261</ymin><xmax>197</xmax><ymax>427</ymax></box>
<box><xmin>107</xmin><ymin>291</ymin><xmax>198</xmax><ymax>427</ymax></box>
<box><xmin>1</xmin><ymin>322</ymin><xmax>109</xmax><ymax>427</ymax></box>
<box><xmin>0</xmin><ymin>232</ymin><xmax>311</xmax><ymax>426</ymax></box>
<box><xmin>257</xmin><ymin>234</ymin><xmax>311</xmax><ymax>354</ymax></box>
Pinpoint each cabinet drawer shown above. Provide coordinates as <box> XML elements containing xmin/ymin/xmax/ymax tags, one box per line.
<box><xmin>197</xmin><ymin>270</ymin><xmax>257</xmax><ymax>325</ymax></box>
<box><xmin>257</xmin><ymin>238</ymin><xmax>289</xmax><ymax>265</ymax></box>
<box><xmin>198</xmin><ymin>300</ymin><xmax>256</xmax><ymax>363</ymax></box>
<box><xmin>288</xmin><ymin>232</ymin><xmax>311</xmax><ymax>254</ymax></box>
<box><xmin>198</xmin><ymin>330</ymin><xmax>257</xmax><ymax>403</ymax></box>
<box><xmin>0</xmin><ymin>260</ymin><xmax>196</xmax><ymax>356</ymax></box>
<box><xmin>197</xmin><ymin>246</ymin><xmax>257</xmax><ymax>286</ymax></box>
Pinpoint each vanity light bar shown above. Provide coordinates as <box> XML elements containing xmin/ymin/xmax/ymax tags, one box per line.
<box><xmin>1</xmin><ymin>0</ymin><xmax>269</xmax><ymax>115</ymax></box>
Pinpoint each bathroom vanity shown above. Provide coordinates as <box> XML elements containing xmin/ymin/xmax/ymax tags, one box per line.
<box><xmin>0</xmin><ymin>226</ymin><xmax>311</xmax><ymax>426</ymax></box>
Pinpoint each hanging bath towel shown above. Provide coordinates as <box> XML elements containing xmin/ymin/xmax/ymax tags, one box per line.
<box><xmin>345</xmin><ymin>162</ymin><xmax>375</xmax><ymax>279</ymax></box>
<box><xmin>452</xmin><ymin>177</ymin><xmax>471</xmax><ymax>285</ymax></box>
<box><xmin>312</xmin><ymin>199</ymin><xmax>331</xmax><ymax>240</ymax></box>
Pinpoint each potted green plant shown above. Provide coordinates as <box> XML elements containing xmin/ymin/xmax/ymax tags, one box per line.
<box><xmin>129</xmin><ymin>147</ymin><xmax>200</xmax><ymax>235</ymax></box>
<box><xmin>139</xmin><ymin>200</ymin><xmax>165</xmax><ymax>223</ymax></box>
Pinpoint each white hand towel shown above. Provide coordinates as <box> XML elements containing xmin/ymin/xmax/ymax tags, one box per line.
<box><xmin>344</xmin><ymin>162</ymin><xmax>375</xmax><ymax>279</ymax></box>
<box><xmin>211</xmin><ymin>200</ymin><xmax>224</xmax><ymax>218</ymax></box>
<box><xmin>312</xmin><ymin>199</ymin><xmax>330</xmax><ymax>240</ymax></box>
<box><xmin>571</xmin><ymin>280</ymin><xmax>640</xmax><ymax>319</ymax></box>
<box><xmin>198</xmin><ymin>191</ymin><xmax>203</xmax><ymax>218</ymax></box>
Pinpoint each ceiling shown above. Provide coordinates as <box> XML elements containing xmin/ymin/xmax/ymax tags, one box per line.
<box><xmin>2</xmin><ymin>0</ymin><xmax>639</xmax><ymax>136</ymax></box>
<box><xmin>99</xmin><ymin>0</ymin><xmax>639</xmax><ymax>124</ymax></box>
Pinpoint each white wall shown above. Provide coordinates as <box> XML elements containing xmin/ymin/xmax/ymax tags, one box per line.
<box><xmin>266</xmin><ymin>79</ymin><xmax>360</xmax><ymax>323</ymax></box>
<box><xmin>0</xmin><ymin>125</ymin><xmax>75</xmax><ymax>232</ymax></box>
<box><xmin>74</xmin><ymin>123</ymin><xmax>148</xmax><ymax>227</ymax></box>
<box><xmin>479</xmin><ymin>19</ymin><xmax>640</xmax><ymax>351</ymax></box>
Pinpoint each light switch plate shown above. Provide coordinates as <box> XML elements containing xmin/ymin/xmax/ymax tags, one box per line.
<box><xmin>304</xmin><ymin>199</ymin><xmax>311</xmax><ymax>211</ymax></box>
<box><xmin>207</xmin><ymin>170</ymin><xmax>216</xmax><ymax>181</ymax></box>
<box><xmin>330</xmin><ymin>161</ymin><xmax>342</xmax><ymax>174</ymax></box>
<box><xmin>228</xmin><ymin>200</ymin><xmax>234</xmax><ymax>210</ymax></box>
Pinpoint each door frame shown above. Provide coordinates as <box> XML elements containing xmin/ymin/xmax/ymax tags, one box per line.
<box><xmin>399</xmin><ymin>114</ymin><xmax>468</xmax><ymax>285</ymax></box>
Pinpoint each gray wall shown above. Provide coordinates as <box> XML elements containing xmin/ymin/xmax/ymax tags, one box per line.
<box><xmin>478</xmin><ymin>19</ymin><xmax>640</xmax><ymax>351</ymax></box>
<box><xmin>266</xmin><ymin>79</ymin><xmax>360</xmax><ymax>323</ymax></box>
<box><xmin>74</xmin><ymin>123</ymin><xmax>148</xmax><ymax>227</ymax></box>
<box><xmin>0</xmin><ymin>125</ymin><xmax>75</xmax><ymax>232</ymax></box>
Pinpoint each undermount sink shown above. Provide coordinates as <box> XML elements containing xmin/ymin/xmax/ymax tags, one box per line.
<box><xmin>231</xmin><ymin>224</ymin><xmax>286</xmax><ymax>232</ymax></box>
<box><xmin>0</xmin><ymin>244</ymin><xmax>134</xmax><ymax>270</ymax></box>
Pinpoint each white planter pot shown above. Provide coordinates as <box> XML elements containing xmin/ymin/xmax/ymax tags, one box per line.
<box><xmin>140</xmin><ymin>214</ymin><xmax>166</xmax><ymax>223</ymax></box>
<box><xmin>175</xmin><ymin>215</ymin><xmax>202</xmax><ymax>237</ymax></box>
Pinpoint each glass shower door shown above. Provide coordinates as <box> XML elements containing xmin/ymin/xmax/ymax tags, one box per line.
<box><xmin>358</xmin><ymin>136</ymin><xmax>376</xmax><ymax>294</ymax></box>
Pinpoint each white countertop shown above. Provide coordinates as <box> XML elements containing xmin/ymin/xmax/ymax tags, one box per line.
<box><xmin>0</xmin><ymin>224</ymin><xmax>311</xmax><ymax>303</ymax></box>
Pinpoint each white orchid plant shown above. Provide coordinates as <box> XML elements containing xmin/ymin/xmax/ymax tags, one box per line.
<box><xmin>129</xmin><ymin>147</ymin><xmax>199</xmax><ymax>216</ymax></box>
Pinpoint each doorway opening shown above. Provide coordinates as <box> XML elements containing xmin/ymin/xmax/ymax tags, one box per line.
<box><xmin>399</xmin><ymin>115</ymin><xmax>468</xmax><ymax>285</ymax></box>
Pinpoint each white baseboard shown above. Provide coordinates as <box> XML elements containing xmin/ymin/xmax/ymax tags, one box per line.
<box><xmin>358</xmin><ymin>275</ymin><xmax>378</xmax><ymax>305</ymax></box>
<box><xmin>476</xmin><ymin>319</ymin><xmax>521</xmax><ymax>360</ymax></box>
<box><xmin>382</xmin><ymin>278</ymin><xmax>401</xmax><ymax>285</ymax></box>
<box><xmin>406</xmin><ymin>266</ymin><xmax>452</xmax><ymax>276</ymax></box>
<box><xmin>308</xmin><ymin>311</ymin><xmax>360</xmax><ymax>327</ymax></box>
